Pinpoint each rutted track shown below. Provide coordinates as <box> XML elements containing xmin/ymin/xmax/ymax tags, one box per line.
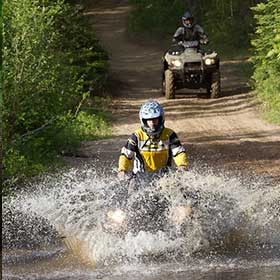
<box><xmin>76</xmin><ymin>0</ymin><xmax>280</xmax><ymax>182</ymax></box>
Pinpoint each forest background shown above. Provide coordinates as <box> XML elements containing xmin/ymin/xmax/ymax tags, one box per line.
<box><xmin>1</xmin><ymin>0</ymin><xmax>279</xmax><ymax>193</ymax></box>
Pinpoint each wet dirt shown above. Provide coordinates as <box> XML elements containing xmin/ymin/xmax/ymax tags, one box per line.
<box><xmin>66</xmin><ymin>0</ymin><xmax>280</xmax><ymax>183</ymax></box>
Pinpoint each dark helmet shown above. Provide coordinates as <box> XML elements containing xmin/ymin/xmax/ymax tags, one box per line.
<box><xmin>182</xmin><ymin>11</ymin><xmax>194</xmax><ymax>29</ymax></box>
<box><xmin>139</xmin><ymin>100</ymin><xmax>165</xmax><ymax>137</ymax></box>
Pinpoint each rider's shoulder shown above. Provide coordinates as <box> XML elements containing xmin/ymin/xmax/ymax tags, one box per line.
<box><xmin>135</xmin><ymin>128</ymin><xmax>149</xmax><ymax>139</ymax></box>
<box><xmin>161</xmin><ymin>127</ymin><xmax>175</xmax><ymax>137</ymax></box>
<box><xmin>176</xmin><ymin>26</ymin><xmax>185</xmax><ymax>32</ymax></box>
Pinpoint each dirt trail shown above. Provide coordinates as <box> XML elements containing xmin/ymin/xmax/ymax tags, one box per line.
<box><xmin>70</xmin><ymin>0</ymin><xmax>280</xmax><ymax>182</ymax></box>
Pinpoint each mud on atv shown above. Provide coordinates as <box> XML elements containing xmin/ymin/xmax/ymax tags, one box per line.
<box><xmin>162</xmin><ymin>40</ymin><xmax>221</xmax><ymax>99</ymax></box>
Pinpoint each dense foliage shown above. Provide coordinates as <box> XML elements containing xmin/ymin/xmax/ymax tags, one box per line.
<box><xmin>128</xmin><ymin>0</ymin><xmax>185</xmax><ymax>37</ymax></box>
<box><xmin>251</xmin><ymin>0</ymin><xmax>280</xmax><ymax>123</ymax></box>
<box><xmin>188</xmin><ymin>0</ymin><xmax>259</xmax><ymax>54</ymax></box>
<box><xmin>2</xmin><ymin>0</ymin><xmax>110</xmax><ymax>190</ymax></box>
<box><xmin>1</xmin><ymin>0</ymin><xmax>3</xmax><ymax>186</ymax></box>
<box><xmin>128</xmin><ymin>0</ymin><xmax>261</xmax><ymax>55</ymax></box>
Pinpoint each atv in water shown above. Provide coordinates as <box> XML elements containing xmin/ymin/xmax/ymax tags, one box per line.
<box><xmin>162</xmin><ymin>40</ymin><xmax>221</xmax><ymax>99</ymax></box>
<box><xmin>100</xmin><ymin>172</ymin><xmax>198</xmax><ymax>237</ymax></box>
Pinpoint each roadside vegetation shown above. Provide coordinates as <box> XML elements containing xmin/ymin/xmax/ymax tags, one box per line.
<box><xmin>1</xmin><ymin>0</ymin><xmax>111</xmax><ymax>193</ymax></box>
<box><xmin>251</xmin><ymin>0</ymin><xmax>280</xmax><ymax>124</ymax></box>
<box><xmin>128</xmin><ymin>0</ymin><xmax>280</xmax><ymax>124</ymax></box>
<box><xmin>128</xmin><ymin>0</ymin><xmax>257</xmax><ymax>56</ymax></box>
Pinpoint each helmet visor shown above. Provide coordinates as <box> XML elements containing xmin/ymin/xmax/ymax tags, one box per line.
<box><xmin>142</xmin><ymin>116</ymin><xmax>164</xmax><ymax>137</ymax></box>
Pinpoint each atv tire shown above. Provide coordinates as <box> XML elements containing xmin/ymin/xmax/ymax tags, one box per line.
<box><xmin>164</xmin><ymin>69</ymin><xmax>175</xmax><ymax>99</ymax></box>
<box><xmin>209</xmin><ymin>71</ymin><xmax>221</xmax><ymax>99</ymax></box>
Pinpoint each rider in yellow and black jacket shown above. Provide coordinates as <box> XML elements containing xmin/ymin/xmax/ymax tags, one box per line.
<box><xmin>118</xmin><ymin>100</ymin><xmax>188</xmax><ymax>177</ymax></box>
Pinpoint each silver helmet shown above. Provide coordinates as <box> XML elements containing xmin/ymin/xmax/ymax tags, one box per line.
<box><xmin>139</xmin><ymin>100</ymin><xmax>165</xmax><ymax>137</ymax></box>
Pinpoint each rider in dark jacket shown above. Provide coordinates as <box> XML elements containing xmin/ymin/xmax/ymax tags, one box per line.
<box><xmin>173</xmin><ymin>11</ymin><xmax>208</xmax><ymax>44</ymax></box>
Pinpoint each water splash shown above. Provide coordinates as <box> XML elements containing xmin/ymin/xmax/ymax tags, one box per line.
<box><xmin>3</xmin><ymin>166</ymin><xmax>280</xmax><ymax>267</ymax></box>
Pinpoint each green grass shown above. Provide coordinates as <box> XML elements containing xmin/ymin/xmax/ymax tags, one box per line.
<box><xmin>257</xmin><ymin>87</ymin><xmax>280</xmax><ymax>125</ymax></box>
<box><xmin>263</xmin><ymin>110</ymin><xmax>280</xmax><ymax>125</ymax></box>
<box><xmin>2</xmin><ymin>97</ymin><xmax>112</xmax><ymax>195</ymax></box>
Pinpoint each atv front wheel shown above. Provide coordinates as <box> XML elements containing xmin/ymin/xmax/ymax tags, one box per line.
<box><xmin>164</xmin><ymin>69</ymin><xmax>175</xmax><ymax>99</ymax></box>
<box><xmin>210</xmin><ymin>71</ymin><xmax>221</xmax><ymax>99</ymax></box>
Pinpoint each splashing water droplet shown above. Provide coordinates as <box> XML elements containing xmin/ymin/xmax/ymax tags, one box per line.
<box><xmin>3</xmin><ymin>166</ymin><xmax>280</xmax><ymax>267</ymax></box>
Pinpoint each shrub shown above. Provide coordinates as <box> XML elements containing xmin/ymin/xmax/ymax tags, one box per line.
<box><xmin>2</xmin><ymin>0</ymin><xmax>110</xmax><ymax>188</ymax></box>
<box><xmin>251</xmin><ymin>0</ymin><xmax>280</xmax><ymax>123</ymax></box>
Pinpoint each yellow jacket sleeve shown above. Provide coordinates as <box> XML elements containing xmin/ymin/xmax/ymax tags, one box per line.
<box><xmin>118</xmin><ymin>154</ymin><xmax>132</xmax><ymax>172</ymax></box>
<box><xmin>173</xmin><ymin>152</ymin><xmax>188</xmax><ymax>167</ymax></box>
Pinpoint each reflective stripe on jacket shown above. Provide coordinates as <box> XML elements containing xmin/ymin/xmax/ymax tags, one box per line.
<box><xmin>118</xmin><ymin>127</ymin><xmax>188</xmax><ymax>173</ymax></box>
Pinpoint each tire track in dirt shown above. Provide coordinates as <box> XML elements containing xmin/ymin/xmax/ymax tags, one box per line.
<box><xmin>69</xmin><ymin>0</ymin><xmax>280</xmax><ymax>182</ymax></box>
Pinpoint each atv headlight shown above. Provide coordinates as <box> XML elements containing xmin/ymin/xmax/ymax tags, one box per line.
<box><xmin>170</xmin><ymin>59</ymin><xmax>182</xmax><ymax>67</ymax></box>
<box><xmin>204</xmin><ymin>58</ymin><xmax>215</xmax><ymax>65</ymax></box>
<box><xmin>170</xmin><ymin>205</ymin><xmax>192</xmax><ymax>225</ymax></box>
<box><xmin>107</xmin><ymin>209</ymin><xmax>126</xmax><ymax>225</ymax></box>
